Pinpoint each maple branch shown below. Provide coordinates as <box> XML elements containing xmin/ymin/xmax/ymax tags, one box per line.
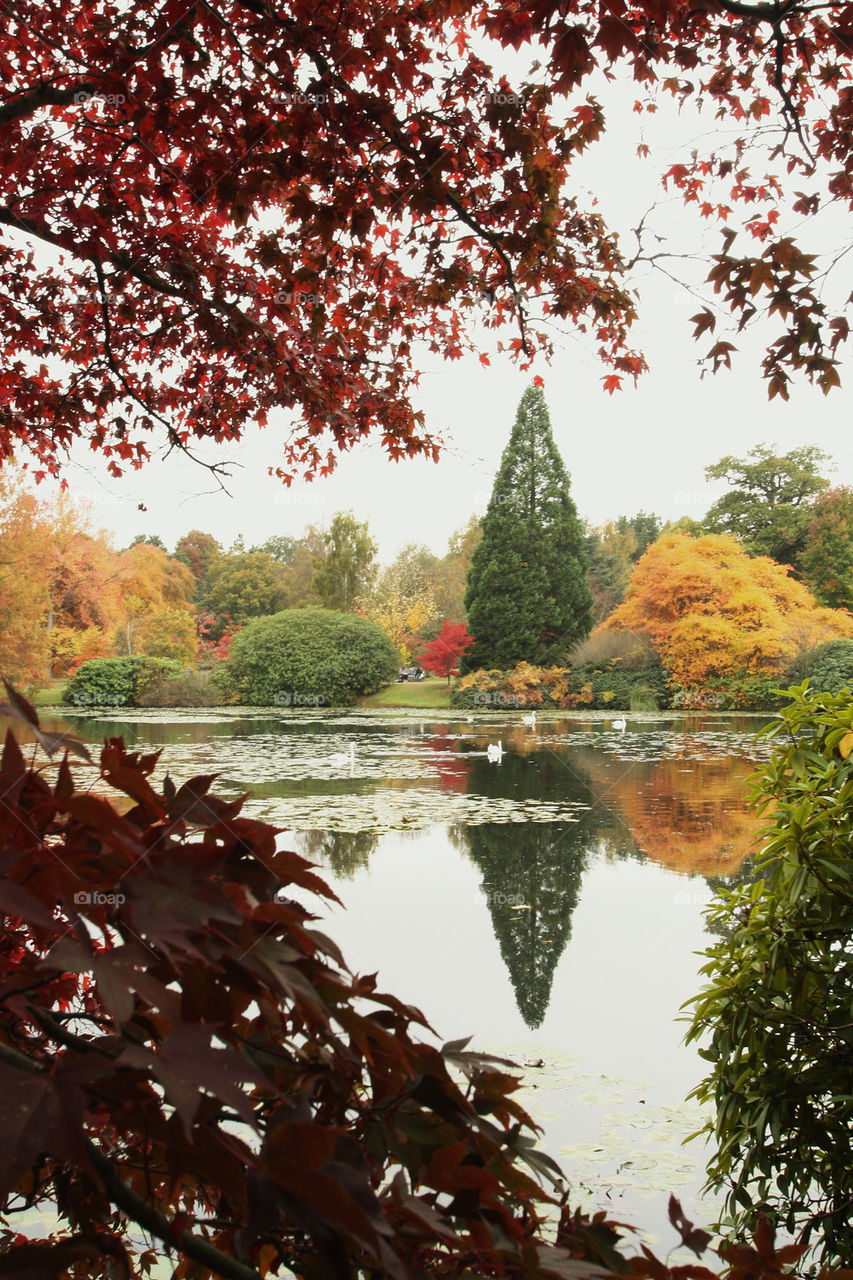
<box><xmin>84</xmin><ymin>1141</ymin><xmax>264</xmax><ymax>1280</ymax></box>
<box><xmin>4</xmin><ymin>1013</ymin><xmax>262</xmax><ymax>1279</ymax></box>
<box><xmin>226</xmin><ymin>0</ymin><xmax>532</xmax><ymax>352</ymax></box>
<box><xmin>0</xmin><ymin>80</ymin><xmax>98</xmax><ymax>127</ymax></box>
<box><xmin>712</xmin><ymin>0</ymin><xmax>796</xmax><ymax>17</ymax></box>
<box><xmin>771</xmin><ymin>21</ymin><xmax>816</xmax><ymax>162</ymax></box>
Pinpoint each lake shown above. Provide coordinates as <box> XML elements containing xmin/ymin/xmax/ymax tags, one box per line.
<box><xmin>35</xmin><ymin>705</ymin><xmax>775</xmax><ymax>1253</ymax></box>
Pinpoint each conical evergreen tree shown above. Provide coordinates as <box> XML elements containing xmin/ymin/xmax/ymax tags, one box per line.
<box><xmin>464</xmin><ymin>384</ymin><xmax>592</xmax><ymax>670</ymax></box>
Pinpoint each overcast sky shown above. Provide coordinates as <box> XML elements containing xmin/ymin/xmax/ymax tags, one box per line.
<box><xmin>37</xmin><ymin>80</ymin><xmax>853</xmax><ymax>563</ymax></box>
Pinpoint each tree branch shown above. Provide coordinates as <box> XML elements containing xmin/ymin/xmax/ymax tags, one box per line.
<box><xmin>0</xmin><ymin>81</ymin><xmax>98</xmax><ymax>127</ymax></box>
<box><xmin>84</xmin><ymin>1141</ymin><xmax>264</xmax><ymax>1280</ymax></box>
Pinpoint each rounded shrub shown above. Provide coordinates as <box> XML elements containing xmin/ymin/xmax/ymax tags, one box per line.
<box><xmin>63</xmin><ymin>656</ymin><xmax>184</xmax><ymax>708</ymax></box>
<box><xmin>225</xmin><ymin>607</ymin><xmax>398</xmax><ymax>705</ymax></box>
<box><xmin>787</xmin><ymin>638</ymin><xmax>853</xmax><ymax>693</ymax></box>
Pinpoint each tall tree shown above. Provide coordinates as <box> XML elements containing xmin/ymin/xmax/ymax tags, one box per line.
<box><xmin>44</xmin><ymin>494</ymin><xmax>120</xmax><ymax>677</ymax></box>
<box><xmin>174</xmin><ymin>530</ymin><xmax>221</xmax><ymax>595</ymax></box>
<box><xmin>616</xmin><ymin>511</ymin><xmax>662</xmax><ymax>561</ymax></box>
<box><xmin>361</xmin><ymin>544</ymin><xmax>440</xmax><ymax>660</ymax></box>
<box><xmin>798</xmin><ymin>487</ymin><xmax>853</xmax><ymax>611</ymax></box>
<box><xmin>313</xmin><ymin>512</ymin><xmax>377</xmax><ymax>612</ymax></box>
<box><xmin>584</xmin><ymin>520</ymin><xmax>637</xmax><ymax>625</ymax></box>
<box><xmin>464</xmin><ymin>385</ymin><xmax>591</xmax><ymax>670</ymax></box>
<box><xmin>114</xmin><ymin>543</ymin><xmax>195</xmax><ymax>657</ymax></box>
<box><xmin>703</xmin><ymin>445</ymin><xmax>832</xmax><ymax>567</ymax></box>
<box><xmin>0</xmin><ymin>467</ymin><xmax>51</xmax><ymax>683</ymax></box>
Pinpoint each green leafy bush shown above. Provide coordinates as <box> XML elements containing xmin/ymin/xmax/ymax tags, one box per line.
<box><xmin>226</xmin><ymin>606</ymin><xmax>398</xmax><ymax>705</ymax></box>
<box><xmin>669</xmin><ymin>673</ymin><xmax>784</xmax><ymax>711</ymax></box>
<box><xmin>786</xmin><ymin>637</ymin><xmax>853</xmax><ymax>693</ymax></box>
<box><xmin>62</xmin><ymin>656</ymin><xmax>183</xmax><ymax>708</ymax></box>
<box><xmin>686</xmin><ymin>684</ymin><xmax>853</xmax><ymax>1262</ymax></box>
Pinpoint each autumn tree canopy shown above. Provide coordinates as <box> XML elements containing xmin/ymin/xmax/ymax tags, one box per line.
<box><xmin>4</xmin><ymin>0</ymin><xmax>853</xmax><ymax>483</ymax></box>
<box><xmin>602</xmin><ymin>531</ymin><xmax>853</xmax><ymax>689</ymax></box>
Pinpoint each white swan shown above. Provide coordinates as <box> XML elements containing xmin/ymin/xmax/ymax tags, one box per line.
<box><xmin>612</xmin><ymin>718</ymin><xmax>627</xmax><ymax>732</ymax></box>
<box><xmin>328</xmin><ymin>743</ymin><xmax>355</xmax><ymax>766</ymax></box>
<box><xmin>522</xmin><ymin>711</ymin><xmax>536</xmax><ymax>727</ymax></box>
<box><xmin>487</xmin><ymin>740</ymin><xmax>503</xmax><ymax>762</ymax></box>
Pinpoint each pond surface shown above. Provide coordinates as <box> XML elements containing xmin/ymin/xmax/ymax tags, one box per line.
<box><xmin>36</xmin><ymin>706</ymin><xmax>776</xmax><ymax>1253</ymax></box>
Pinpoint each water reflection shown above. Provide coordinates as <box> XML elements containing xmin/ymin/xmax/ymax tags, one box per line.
<box><xmin>10</xmin><ymin>704</ymin><xmax>775</xmax><ymax>1236</ymax></box>
<box><xmin>454</xmin><ymin>748</ymin><xmax>632</xmax><ymax>1028</ymax></box>
<box><xmin>297</xmin><ymin>829</ymin><xmax>379</xmax><ymax>879</ymax></box>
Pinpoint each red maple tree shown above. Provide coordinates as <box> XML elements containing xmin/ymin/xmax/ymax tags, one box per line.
<box><xmin>418</xmin><ymin>619</ymin><xmax>473</xmax><ymax>682</ymax></box>
<box><xmin>2</xmin><ymin>0</ymin><xmax>851</xmax><ymax>486</ymax></box>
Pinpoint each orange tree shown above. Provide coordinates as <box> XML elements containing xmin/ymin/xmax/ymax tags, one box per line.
<box><xmin>0</xmin><ymin>682</ymin><xmax>841</xmax><ymax>1279</ymax></box>
<box><xmin>600</xmin><ymin>532</ymin><xmax>853</xmax><ymax>694</ymax></box>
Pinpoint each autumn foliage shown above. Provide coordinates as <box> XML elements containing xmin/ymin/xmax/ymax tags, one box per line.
<box><xmin>0</xmin><ymin>470</ymin><xmax>199</xmax><ymax>683</ymax></box>
<box><xmin>418</xmin><ymin>619</ymin><xmax>473</xmax><ymax>682</ymax></box>
<box><xmin>6</xmin><ymin>0</ymin><xmax>853</xmax><ymax>482</ymax></box>
<box><xmin>601</xmin><ymin>532</ymin><xmax>853</xmax><ymax>691</ymax></box>
<box><xmin>0</xmin><ymin>684</ymin><xmax>846</xmax><ymax>1279</ymax></box>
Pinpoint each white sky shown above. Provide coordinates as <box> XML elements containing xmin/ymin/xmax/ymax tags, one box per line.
<box><xmin>34</xmin><ymin>76</ymin><xmax>853</xmax><ymax>562</ymax></box>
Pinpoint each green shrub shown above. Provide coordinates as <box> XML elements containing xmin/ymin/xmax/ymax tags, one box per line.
<box><xmin>226</xmin><ymin>607</ymin><xmax>398</xmax><ymax>705</ymax></box>
<box><xmin>669</xmin><ymin>673</ymin><xmax>784</xmax><ymax>711</ymax></box>
<box><xmin>136</xmin><ymin>668</ymin><xmax>231</xmax><ymax>707</ymax></box>
<box><xmin>786</xmin><ymin>637</ymin><xmax>853</xmax><ymax>693</ymax></box>
<box><xmin>63</xmin><ymin>656</ymin><xmax>183</xmax><ymax>708</ymax></box>
<box><xmin>686</xmin><ymin>684</ymin><xmax>853</xmax><ymax>1262</ymax></box>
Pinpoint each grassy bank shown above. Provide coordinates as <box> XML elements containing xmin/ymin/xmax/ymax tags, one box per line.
<box><xmin>30</xmin><ymin>680</ymin><xmax>68</xmax><ymax>707</ymax></box>
<box><xmin>27</xmin><ymin>676</ymin><xmax>452</xmax><ymax>712</ymax></box>
<box><xmin>360</xmin><ymin>678</ymin><xmax>452</xmax><ymax>709</ymax></box>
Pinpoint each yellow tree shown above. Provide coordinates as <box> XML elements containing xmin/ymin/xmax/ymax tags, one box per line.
<box><xmin>361</xmin><ymin>548</ymin><xmax>439</xmax><ymax>662</ymax></box>
<box><xmin>602</xmin><ymin>532</ymin><xmax>853</xmax><ymax>688</ymax></box>
<box><xmin>0</xmin><ymin>467</ymin><xmax>52</xmax><ymax>684</ymax></box>
<box><xmin>43</xmin><ymin>493</ymin><xmax>121</xmax><ymax>677</ymax></box>
<box><xmin>432</xmin><ymin>517</ymin><xmax>482</xmax><ymax>621</ymax></box>
<box><xmin>115</xmin><ymin>543</ymin><xmax>196</xmax><ymax>659</ymax></box>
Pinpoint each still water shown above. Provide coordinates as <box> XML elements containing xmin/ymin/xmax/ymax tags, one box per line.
<box><xmin>44</xmin><ymin>706</ymin><xmax>774</xmax><ymax>1251</ymax></box>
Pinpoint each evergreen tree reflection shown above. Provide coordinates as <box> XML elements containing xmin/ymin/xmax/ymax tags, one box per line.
<box><xmin>459</xmin><ymin>747</ymin><xmax>633</xmax><ymax>1028</ymax></box>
